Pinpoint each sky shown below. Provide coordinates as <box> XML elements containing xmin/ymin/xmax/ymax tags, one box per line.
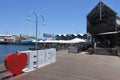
<box><xmin>0</xmin><ymin>0</ymin><xmax>120</xmax><ymax>38</ymax></box>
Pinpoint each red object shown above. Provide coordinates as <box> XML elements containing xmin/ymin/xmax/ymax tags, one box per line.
<box><xmin>5</xmin><ymin>53</ymin><xmax>28</xmax><ymax>75</ymax></box>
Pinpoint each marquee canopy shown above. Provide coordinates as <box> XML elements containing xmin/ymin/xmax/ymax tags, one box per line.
<box><xmin>38</xmin><ymin>38</ymin><xmax>86</xmax><ymax>43</ymax></box>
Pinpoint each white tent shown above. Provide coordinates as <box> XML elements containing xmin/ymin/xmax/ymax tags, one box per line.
<box><xmin>69</xmin><ymin>38</ymin><xmax>86</xmax><ymax>43</ymax></box>
<box><xmin>38</xmin><ymin>38</ymin><xmax>86</xmax><ymax>44</ymax></box>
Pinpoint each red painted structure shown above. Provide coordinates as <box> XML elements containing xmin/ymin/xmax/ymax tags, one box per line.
<box><xmin>5</xmin><ymin>53</ymin><xmax>28</xmax><ymax>75</ymax></box>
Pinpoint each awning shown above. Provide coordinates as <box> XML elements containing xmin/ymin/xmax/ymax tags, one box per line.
<box><xmin>97</xmin><ymin>31</ymin><xmax>120</xmax><ymax>35</ymax></box>
<box><xmin>38</xmin><ymin>38</ymin><xmax>86</xmax><ymax>43</ymax></box>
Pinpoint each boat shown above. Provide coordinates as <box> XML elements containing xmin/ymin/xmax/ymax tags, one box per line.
<box><xmin>13</xmin><ymin>39</ymin><xmax>36</xmax><ymax>45</ymax></box>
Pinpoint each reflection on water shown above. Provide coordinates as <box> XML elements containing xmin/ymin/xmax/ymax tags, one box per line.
<box><xmin>0</xmin><ymin>44</ymin><xmax>32</xmax><ymax>61</ymax></box>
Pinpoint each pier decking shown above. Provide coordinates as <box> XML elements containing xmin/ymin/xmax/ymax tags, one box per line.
<box><xmin>1</xmin><ymin>50</ymin><xmax>120</xmax><ymax>80</ymax></box>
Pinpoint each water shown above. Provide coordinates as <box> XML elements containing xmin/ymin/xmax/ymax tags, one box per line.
<box><xmin>0</xmin><ymin>44</ymin><xmax>33</xmax><ymax>61</ymax></box>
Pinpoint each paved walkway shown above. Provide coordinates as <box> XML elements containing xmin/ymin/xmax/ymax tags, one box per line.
<box><xmin>1</xmin><ymin>50</ymin><xmax>120</xmax><ymax>80</ymax></box>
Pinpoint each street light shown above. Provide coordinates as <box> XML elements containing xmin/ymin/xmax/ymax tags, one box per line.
<box><xmin>26</xmin><ymin>11</ymin><xmax>45</xmax><ymax>50</ymax></box>
<box><xmin>26</xmin><ymin>11</ymin><xmax>45</xmax><ymax>67</ymax></box>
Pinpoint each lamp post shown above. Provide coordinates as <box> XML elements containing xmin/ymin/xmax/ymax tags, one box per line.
<box><xmin>26</xmin><ymin>11</ymin><xmax>45</xmax><ymax>67</ymax></box>
<box><xmin>27</xmin><ymin>11</ymin><xmax>45</xmax><ymax>50</ymax></box>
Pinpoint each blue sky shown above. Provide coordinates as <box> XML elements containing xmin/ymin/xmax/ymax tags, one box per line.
<box><xmin>0</xmin><ymin>0</ymin><xmax>120</xmax><ymax>38</ymax></box>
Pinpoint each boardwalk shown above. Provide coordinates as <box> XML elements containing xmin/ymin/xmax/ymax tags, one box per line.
<box><xmin>1</xmin><ymin>50</ymin><xmax>120</xmax><ymax>80</ymax></box>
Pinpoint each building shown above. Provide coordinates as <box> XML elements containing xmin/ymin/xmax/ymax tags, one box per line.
<box><xmin>56</xmin><ymin>34</ymin><xmax>89</xmax><ymax>41</ymax></box>
<box><xmin>87</xmin><ymin>1</ymin><xmax>120</xmax><ymax>48</ymax></box>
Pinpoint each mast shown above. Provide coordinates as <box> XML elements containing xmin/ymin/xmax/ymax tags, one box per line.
<box><xmin>100</xmin><ymin>0</ymin><xmax>102</xmax><ymax>20</ymax></box>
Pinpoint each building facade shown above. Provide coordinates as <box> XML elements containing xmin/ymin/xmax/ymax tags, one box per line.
<box><xmin>56</xmin><ymin>34</ymin><xmax>89</xmax><ymax>41</ymax></box>
<box><xmin>87</xmin><ymin>1</ymin><xmax>120</xmax><ymax>48</ymax></box>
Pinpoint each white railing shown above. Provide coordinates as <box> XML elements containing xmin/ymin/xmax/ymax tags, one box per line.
<box><xmin>20</xmin><ymin>48</ymin><xmax>56</xmax><ymax>72</ymax></box>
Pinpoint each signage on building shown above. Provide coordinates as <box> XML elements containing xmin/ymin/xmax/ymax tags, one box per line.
<box><xmin>43</xmin><ymin>33</ymin><xmax>53</xmax><ymax>38</ymax></box>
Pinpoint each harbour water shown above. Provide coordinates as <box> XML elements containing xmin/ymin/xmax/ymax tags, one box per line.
<box><xmin>0</xmin><ymin>44</ymin><xmax>32</xmax><ymax>61</ymax></box>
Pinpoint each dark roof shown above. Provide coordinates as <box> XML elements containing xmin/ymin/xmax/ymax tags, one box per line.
<box><xmin>87</xmin><ymin>1</ymin><xmax>116</xmax><ymax>18</ymax></box>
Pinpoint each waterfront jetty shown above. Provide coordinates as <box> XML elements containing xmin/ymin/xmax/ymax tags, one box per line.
<box><xmin>1</xmin><ymin>50</ymin><xmax>120</xmax><ymax>80</ymax></box>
